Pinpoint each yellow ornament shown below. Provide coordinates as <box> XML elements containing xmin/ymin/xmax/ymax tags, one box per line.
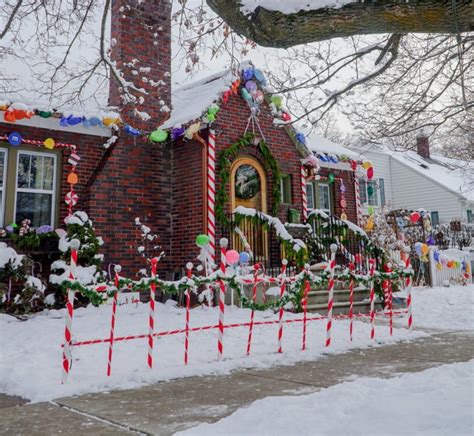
<box><xmin>44</xmin><ymin>138</ymin><xmax>55</xmax><ymax>149</ymax></box>
<box><xmin>340</xmin><ymin>212</ymin><xmax>348</xmax><ymax>221</ymax></box>
<box><xmin>103</xmin><ymin>117</ymin><xmax>120</xmax><ymax>127</ymax></box>
<box><xmin>362</xmin><ymin>161</ymin><xmax>372</xmax><ymax>170</ymax></box>
<box><xmin>365</xmin><ymin>217</ymin><xmax>374</xmax><ymax>232</ymax></box>
<box><xmin>185</xmin><ymin>121</ymin><xmax>201</xmax><ymax>139</ymax></box>
<box><xmin>436</xmin><ymin>263</ymin><xmax>442</xmax><ymax>270</ymax></box>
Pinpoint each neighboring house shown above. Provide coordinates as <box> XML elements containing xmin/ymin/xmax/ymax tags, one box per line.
<box><xmin>0</xmin><ymin>1</ymin><xmax>368</xmax><ymax>275</ymax></box>
<box><xmin>349</xmin><ymin>135</ymin><xmax>474</xmax><ymax>225</ymax></box>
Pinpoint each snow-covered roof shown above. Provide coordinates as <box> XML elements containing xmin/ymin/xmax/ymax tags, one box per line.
<box><xmin>160</xmin><ymin>67</ymin><xmax>239</xmax><ymax>130</ymax></box>
<box><xmin>240</xmin><ymin>0</ymin><xmax>355</xmax><ymax>14</ymax></box>
<box><xmin>305</xmin><ymin>132</ymin><xmax>358</xmax><ymax>159</ymax></box>
<box><xmin>352</xmin><ymin>143</ymin><xmax>474</xmax><ymax>202</ymax></box>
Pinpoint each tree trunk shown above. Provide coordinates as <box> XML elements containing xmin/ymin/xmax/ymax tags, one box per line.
<box><xmin>207</xmin><ymin>0</ymin><xmax>473</xmax><ymax>47</ymax></box>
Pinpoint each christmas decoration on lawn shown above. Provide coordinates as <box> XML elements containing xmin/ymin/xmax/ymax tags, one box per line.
<box><xmin>215</xmin><ymin>134</ymin><xmax>282</xmax><ymax>226</ymax></box>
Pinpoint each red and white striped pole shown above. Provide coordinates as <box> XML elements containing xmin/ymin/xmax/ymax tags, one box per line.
<box><xmin>368</xmin><ymin>258</ymin><xmax>376</xmax><ymax>340</ymax></box>
<box><xmin>107</xmin><ymin>264</ymin><xmax>121</xmax><ymax>376</ymax></box>
<box><xmin>325</xmin><ymin>244</ymin><xmax>338</xmax><ymax>347</ymax></box>
<box><xmin>301</xmin><ymin>165</ymin><xmax>308</xmax><ymax>222</ymax></box>
<box><xmin>217</xmin><ymin>238</ymin><xmax>228</xmax><ymax>360</ymax></box>
<box><xmin>277</xmin><ymin>259</ymin><xmax>288</xmax><ymax>353</ymax></box>
<box><xmin>62</xmin><ymin>239</ymin><xmax>80</xmax><ymax>384</ymax></box>
<box><xmin>302</xmin><ymin>268</ymin><xmax>311</xmax><ymax>351</ymax></box>
<box><xmin>404</xmin><ymin>251</ymin><xmax>413</xmax><ymax>331</ymax></box>
<box><xmin>184</xmin><ymin>262</ymin><xmax>193</xmax><ymax>365</ymax></box>
<box><xmin>246</xmin><ymin>263</ymin><xmax>260</xmax><ymax>355</ymax></box>
<box><xmin>207</xmin><ymin>130</ymin><xmax>216</xmax><ymax>262</ymax></box>
<box><xmin>147</xmin><ymin>257</ymin><xmax>158</xmax><ymax>369</ymax></box>
<box><xmin>354</xmin><ymin>177</ymin><xmax>362</xmax><ymax>226</ymax></box>
<box><xmin>388</xmin><ymin>276</ymin><xmax>393</xmax><ymax>336</ymax></box>
<box><xmin>348</xmin><ymin>262</ymin><xmax>355</xmax><ymax>341</ymax></box>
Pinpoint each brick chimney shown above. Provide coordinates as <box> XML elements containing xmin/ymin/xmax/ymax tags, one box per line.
<box><xmin>416</xmin><ymin>132</ymin><xmax>430</xmax><ymax>159</ymax></box>
<box><xmin>109</xmin><ymin>0</ymin><xmax>171</xmax><ymax>128</ymax></box>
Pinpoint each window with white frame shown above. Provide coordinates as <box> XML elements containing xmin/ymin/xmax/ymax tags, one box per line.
<box><xmin>359</xmin><ymin>178</ymin><xmax>386</xmax><ymax>207</ymax></box>
<box><xmin>306</xmin><ymin>181</ymin><xmax>332</xmax><ymax>213</ymax></box>
<box><xmin>0</xmin><ymin>149</ymin><xmax>6</xmax><ymax>227</ymax></box>
<box><xmin>15</xmin><ymin>151</ymin><xmax>57</xmax><ymax>227</ymax></box>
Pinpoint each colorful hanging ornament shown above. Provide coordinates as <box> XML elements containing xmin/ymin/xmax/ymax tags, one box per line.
<box><xmin>124</xmin><ymin>125</ymin><xmax>141</xmax><ymax>136</ymax></box>
<box><xmin>295</xmin><ymin>133</ymin><xmax>306</xmax><ymax>145</ymax></box>
<box><xmin>89</xmin><ymin>117</ymin><xmax>103</xmax><ymax>127</ymax></box>
<box><xmin>410</xmin><ymin>211</ymin><xmax>421</xmax><ymax>224</ymax></box>
<box><xmin>65</xmin><ymin>191</ymin><xmax>78</xmax><ymax>206</ymax></box>
<box><xmin>225</xmin><ymin>249</ymin><xmax>240</xmax><ymax>265</ymax></box>
<box><xmin>241</xmin><ymin>87</ymin><xmax>253</xmax><ymax>104</ymax></box>
<box><xmin>367</xmin><ymin>205</ymin><xmax>375</xmax><ymax>216</ymax></box>
<box><xmin>365</xmin><ymin>216</ymin><xmax>374</xmax><ymax>232</ymax></box>
<box><xmin>171</xmin><ymin>126</ymin><xmax>186</xmax><ymax>140</ymax></box>
<box><xmin>254</xmin><ymin>90</ymin><xmax>265</xmax><ymax>104</ymax></box>
<box><xmin>149</xmin><ymin>129</ymin><xmax>168</xmax><ymax>142</ymax></box>
<box><xmin>281</xmin><ymin>112</ymin><xmax>291</xmax><ymax>122</ymax></box>
<box><xmin>245</xmin><ymin>80</ymin><xmax>258</xmax><ymax>93</ymax></box>
<box><xmin>253</xmin><ymin>68</ymin><xmax>266</xmax><ymax>85</ymax></box>
<box><xmin>329</xmin><ymin>155</ymin><xmax>339</xmax><ymax>164</ymax></box>
<box><xmin>367</xmin><ymin>185</ymin><xmax>374</xmax><ymax>197</ymax></box>
<box><xmin>8</xmin><ymin>131</ymin><xmax>22</xmax><ymax>146</ymax></box>
<box><xmin>4</xmin><ymin>110</ymin><xmax>16</xmax><ymax>122</ymax></box>
<box><xmin>242</xmin><ymin>68</ymin><xmax>254</xmax><ymax>81</ymax></box>
<box><xmin>37</xmin><ymin>111</ymin><xmax>52</xmax><ymax>118</ymax></box>
<box><xmin>328</xmin><ymin>173</ymin><xmax>335</xmax><ymax>184</ymax></box>
<box><xmin>340</xmin><ymin>212</ymin><xmax>348</xmax><ymax>221</ymax></box>
<box><xmin>44</xmin><ymin>138</ymin><xmax>55</xmax><ymax>149</ymax></box>
<box><xmin>350</xmin><ymin>160</ymin><xmax>358</xmax><ymax>171</ymax></box>
<box><xmin>367</xmin><ymin>166</ymin><xmax>374</xmax><ymax>180</ymax></box>
<box><xmin>362</xmin><ymin>161</ymin><xmax>372</xmax><ymax>170</ymax></box>
<box><xmin>271</xmin><ymin>95</ymin><xmax>283</xmax><ymax>108</ymax></box>
<box><xmin>102</xmin><ymin>116</ymin><xmax>120</xmax><ymax>127</ymax></box>
<box><xmin>195</xmin><ymin>234</ymin><xmax>210</xmax><ymax>247</ymax></box>
<box><xmin>67</xmin><ymin>172</ymin><xmax>78</xmax><ymax>185</ymax></box>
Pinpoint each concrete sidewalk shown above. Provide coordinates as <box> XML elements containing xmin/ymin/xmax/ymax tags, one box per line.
<box><xmin>1</xmin><ymin>330</ymin><xmax>473</xmax><ymax>435</ymax></box>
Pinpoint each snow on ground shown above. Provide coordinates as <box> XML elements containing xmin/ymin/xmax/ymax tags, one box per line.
<box><xmin>0</xmin><ymin>284</ymin><xmax>471</xmax><ymax>403</ymax></box>
<box><xmin>0</xmin><ymin>301</ymin><xmax>421</xmax><ymax>403</ymax></box>
<box><xmin>396</xmin><ymin>284</ymin><xmax>474</xmax><ymax>331</ymax></box>
<box><xmin>179</xmin><ymin>360</ymin><xmax>474</xmax><ymax>436</ymax></box>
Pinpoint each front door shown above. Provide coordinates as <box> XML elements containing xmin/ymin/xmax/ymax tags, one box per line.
<box><xmin>230</xmin><ymin>157</ymin><xmax>268</xmax><ymax>261</ymax></box>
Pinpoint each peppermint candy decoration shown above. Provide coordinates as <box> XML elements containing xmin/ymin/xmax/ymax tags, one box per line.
<box><xmin>65</xmin><ymin>191</ymin><xmax>78</xmax><ymax>206</ymax></box>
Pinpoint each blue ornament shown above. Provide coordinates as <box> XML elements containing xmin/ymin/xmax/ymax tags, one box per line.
<box><xmin>295</xmin><ymin>133</ymin><xmax>306</xmax><ymax>145</ymax></box>
<box><xmin>329</xmin><ymin>155</ymin><xmax>339</xmax><ymax>164</ymax></box>
<box><xmin>89</xmin><ymin>117</ymin><xmax>103</xmax><ymax>127</ymax></box>
<box><xmin>253</xmin><ymin>68</ymin><xmax>267</xmax><ymax>85</ymax></box>
<box><xmin>60</xmin><ymin>116</ymin><xmax>69</xmax><ymax>127</ymax></box>
<box><xmin>82</xmin><ymin>118</ymin><xmax>91</xmax><ymax>128</ymax></box>
<box><xmin>239</xmin><ymin>251</ymin><xmax>250</xmax><ymax>265</ymax></box>
<box><xmin>319</xmin><ymin>154</ymin><xmax>329</xmax><ymax>163</ymax></box>
<box><xmin>171</xmin><ymin>126</ymin><xmax>186</xmax><ymax>141</ymax></box>
<box><xmin>124</xmin><ymin>125</ymin><xmax>141</xmax><ymax>136</ymax></box>
<box><xmin>242</xmin><ymin>68</ymin><xmax>254</xmax><ymax>81</ymax></box>
<box><xmin>433</xmin><ymin>251</ymin><xmax>440</xmax><ymax>262</ymax></box>
<box><xmin>426</xmin><ymin>235</ymin><xmax>435</xmax><ymax>246</ymax></box>
<box><xmin>67</xmin><ymin>115</ymin><xmax>84</xmax><ymax>126</ymax></box>
<box><xmin>8</xmin><ymin>131</ymin><xmax>22</xmax><ymax>146</ymax></box>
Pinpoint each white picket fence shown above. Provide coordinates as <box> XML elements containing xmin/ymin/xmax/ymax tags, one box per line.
<box><xmin>429</xmin><ymin>247</ymin><xmax>473</xmax><ymax>286</ymax></box>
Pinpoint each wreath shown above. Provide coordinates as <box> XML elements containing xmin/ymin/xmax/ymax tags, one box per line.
<box><xmin>215</xmin><ymin>134</ymin><xmax>282</xmax><ymax>226</ymax></box>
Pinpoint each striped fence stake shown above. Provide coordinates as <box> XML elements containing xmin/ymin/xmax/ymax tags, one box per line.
<box><xmin>207</xmin><ymin>130</ymin><xmax>216</xmax><ymax>261</ymax></box>
<box><xmin>348</xmin><ymin>262</ymin><xmax>355</xmax><ymax>341</ymax></box>
<box><xmin>277</xmin><ymin>259</ymin><xmax>288</xmax><ymax>353</ymax></box>
<box><xmin>246</xmin><ymin>264</ymin><xmax>260</xmax><ymax>355</ymax></box>
<box><xmin>404</xmin><ymin>252</ymin><xmax>413</xmax><ymax>331</ymax></box>
<box><xmin>302</xmin><ymin>268</ymin><xmax>311</xmax><ymax>351</ymax></box>
<box><xmin>184</xmin><ymin>262</ymin><xmax>193</xmax><ymax>365</ymax></box>
<box><xmin>217</xmin><ymin>238</ymin><xmax>228</xmax><ymax>360</ymax></box>
<box><xmin>107</xmin><ymin>265</ymin><xmax>121</xmax><ymax>376</ymax></box>
<box><xmin>147</xmin><ymin>257</ymin><xmax>158</xmax><ymax>369</ymax></box>
<box><xmin>368</xmin><ymin>258</ymin><xmax>376</xmax><ymax>340</ymax></box>
<box><xmin>325</xmin><ymin>244</ymin><xmax>338</xmax><ymax>347</ymax></box>
<box><xmin>62</xmin><ymin>239</ymin><xmax>80</xmax><ymax>384</ymax></box>
<box><xmin>354</xmin><ymin>177</ymin><xmax>362</xmax><ymax>226</ymax></box>
<box><xmin>301</xmin><ymin>165</ymin><xmax>308</xmax><ymax>222</ymax></box>
<box><xmin>388</xmin><ymin>277</ymin><xmax>393</xmax><ymax>336</ymax></box>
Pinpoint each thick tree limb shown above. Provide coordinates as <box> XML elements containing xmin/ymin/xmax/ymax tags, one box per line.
<box><xmin>207</xmin><ymin>0</ymin><xmax>474</xmax><ymax>47</ymax></box>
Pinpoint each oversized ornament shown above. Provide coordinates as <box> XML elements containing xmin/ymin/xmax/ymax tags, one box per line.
<box><xmin>410</xmin><ymin>211</ymin><xmax>421</xmax><ymax>224</ymax></box>
<box><xmin>245</xmin><ymin>80</ymin><xmax>257</xmax><ymax>93</ymax></box>
<box><xmin>44</xmin><ymin>138</ymin><xmax>55</xmax><ymax>149</ymax></box>
<box><xmin>226</xmin><ymin>249</ymin><xmax>239</xmax><ymax>265</ymax></box>
<box><xmin>241</xmin><ymin>87</ymin><xmax>253</xmax><ymax>104</ymax></box>
<box><xmin>340</xmin><ymin>181</ymin><xmax>346</xmax><ymax>193</ymax></box>
<box><xmin>295</xmin><ymin>133</ymin><xmax>306</xmax><ymax>145</ymax></box>
<box><xmin>362</xmin><ymin>161</ymin><xmax>372</xmax><ymax>170</ymax></box>
<box><xmin>365</xmin><ymin>217</ymin><xmax>374</xmax><ymax>232</ymax></box>
<box><xmin>239</xmin><ymin>251</ymin><xmax>250</xmax><ymax>264</ymax></box>
<box><xmin>124</xmin><ymin>125</ymin><xmax>141</xmax><ymax>136</ymax></box>
<box><xmin>367</xmin><ymin>205</ymin><xmax>375</xmax><ymax>216</ymax></box>
<box><xmin>328</xmin><ymin>173</ymin><xmax>335</xmax><ymax>184</ymax></box>
<box><xmin>367</xmin><ymin>185</ymin><xmax>374</xmax><ymax>197</ymax></box>
<box><xmin>67</xmin><ymin>172</ymin><xmax>78</xmax><ymax>185</ymax></box>
<box><xmin>242</xmin><ymin>68</ymin><xmax>254</xmax><ymax>81</ymax></box>
<box><xmin>281</xmin><ymin>112</ymin><xmax>291</xmax><ymax>122</ymax></box>
<box><xmin>253</xmin><ymin>68</ymin><xmax>266</xmax><ymax>84</ymax></box>
<box><xmin>149</xmin><ymin>129</ymin><xmax>168</xmax><ymax>142</ymax></box>
<box><xmin>350</xmin><ymin>160</ymin><xmax>358</xmax><ymax>171</ymax></box>
<box><xmin>195</xmin><ymin>234</ymin><xmax>210</xmax><ymax>247</ymax></box>
<box><xmin>89</xmin><ymin>117</ymin><xmax>103</xmax><ymax>126</ymax></box>
<box><xmin>171</xmin><ymin>126</ymin><xmax>186</xmax><ymax>140</ymax></box>
<box><xmin>367</xmin><ymin>166</ymin><xmax>374</xmax><ymax>180</ymax></box>
<box><xmin>340</xmin><ymin>212</ymin><xmax>348</xmax><ymax>221</ymax></box>
<box><xmin>271</xmin><ymin>95</ymin><xmax>283</xmax><ymax>108</ymax></box>
<box><xmin>7</xmin><ymin>131</ymin><xmax>22</xmax><ymax>146</ymax></box>
<box><xmin>37</xmin><ymin>111</ymin><xmax>52</xmax><ymax>118</ymax></box>
<box><xmin>421</xmin><ymin>244</ymin><xmax>429</xmax><ymax>255</ymax></box>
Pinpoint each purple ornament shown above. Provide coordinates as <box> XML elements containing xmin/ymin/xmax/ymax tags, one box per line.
<box><xmin>6</xmin><ymin>226</ymin><xmax>14</xmax><ymax>233</ymax></box>
<box><xmin>426</xmin><ymin>235</ymin><xmax>435</xmax><ymax>246</ymax></box>
<box><xmin>171</xmin><ymin>126</ymin><xmax>186</xmax><ymax>141</ymax></box>
<box><xmin>340</xmin><ymin>181</ymin><xmax>346</xmax><ymax>193</ymax></box>
<box><xmin>36</xmin><ymin>225</ymin><xmax>54</xmax><ymax>234</ymax></box>
<box><xmin>242</xmin><ymin>68</ymin><xmax>254</xmax><ymax>81</ymax></box>
<box><xmin>245</xmin><ymin>80</ymin><xmax>257</xmax><ymax>93</ymax></box>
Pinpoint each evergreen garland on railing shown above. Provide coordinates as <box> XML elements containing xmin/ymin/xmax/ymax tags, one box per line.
<box><xmin>215</xmin><ymin>133</ymin><xmax>282</xmax><ymax>226</ymax></box>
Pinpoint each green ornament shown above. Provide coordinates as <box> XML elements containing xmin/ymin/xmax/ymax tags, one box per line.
<box><xmin>271</xmin><ymin>95</ymin><xmax>283</xmax><ymax>108</ymax></box>
<box><xmin>196</xmin><ymin>234</ymin><xmax>210</xmax><ymax>247</ymax></box>
<box><xmin>368</xmin><ymin>205</ymin><xmax>375</xmax><ymax>215</ymax></box>
<box><xmin>339</xmin><ymin>154</ymin><xmax>349</xmax><ymax>162</ymax></box>
<box><xmin>149</xmin><ymin>129</ymin><xmax>168</xmax><ymax>142</ymax></box>
<box><xmin>206</xmin><ymin>113</ymin><xmax>216</xmax><ymax>122</ymax></box>
<box><xmin>328</xmin><ymin>173</ymin><xmax>335</xmax><ymax>184</ymax></box>
<box><xmin>367</xmin><ymin>185</ymin><xmax>374</xmax><ymax>197</ymax></box>
<box><xmin>10</xmin><ymin>222</ymin><xmax>18</xmax><ymax>229</ymax></box>
<box><xmin>37</xmin><ymin>111</ymin><xmax>52</xmax><ymax>118</ymax></box>
<box><xmin>207</xmin><ymin>105</ymin><xmax>220</xmax><ymax>116</ymax></box>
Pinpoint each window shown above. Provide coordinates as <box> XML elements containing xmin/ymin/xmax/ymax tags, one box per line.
<box><xmin>306</xmin><ymin>181</ymin><xmax>332</xmax><ymax>213</ymax></box>
<box><xmin>0</xmin><ymin>145</ymin><xmax>59</xmax><ymax>228</ymax></box>
<box><xmin>280</xmin><ymin>175</ymin><xmax>292</xmax><ymax>204</ymax></box>
<box><xmin>468</xmin><ymin>210</ymin><xmax>473</xmax><ymax>224</ymax></box>
<box><xmin>431</xmin><ymin>211</ymin><xmax>439</xmax><ymax>226</ymax></box>
<box><xmin>359</xmin><ymin>178</ymin><xmax>385</xmax><ymax>207</ymax></box>
<box><xmin>379</xmin><ymin>178</ymin><xmax>386</xmax><ymax>206</ymax></box>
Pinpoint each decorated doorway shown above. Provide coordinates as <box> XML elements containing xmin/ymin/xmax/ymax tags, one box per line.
<box><xmin>230</xmin><ymin>157</ymin><xmax>268</xmax><ymax>260</ymax></box>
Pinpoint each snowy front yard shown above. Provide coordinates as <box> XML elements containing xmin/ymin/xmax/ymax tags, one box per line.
<box><xmin>179</xmin><ymin>360</ymin><xmax>474</xmax><ymax>436</ymax></box>
<box><xmin>0</xmin><ymin>285</ymin><xmax>472</xmax><ymax>403</ymax></box>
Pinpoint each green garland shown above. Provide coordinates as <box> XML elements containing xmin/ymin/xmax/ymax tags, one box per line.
<box><xmin>215</xmin><ymin>133</ymin><xmax>282</xmax><ymax>226</ymax></box>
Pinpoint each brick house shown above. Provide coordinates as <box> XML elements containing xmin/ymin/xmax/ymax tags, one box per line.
<box><xmin>0</xmin><ymin>0</ymin><xmax>365</xmax><ymax>277</ymax></box>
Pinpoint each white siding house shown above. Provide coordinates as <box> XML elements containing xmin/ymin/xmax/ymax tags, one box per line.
<box><xmin>349</xmin><ymin>140</ymin><xmax>474</xmax><ymax>225</ymax></box>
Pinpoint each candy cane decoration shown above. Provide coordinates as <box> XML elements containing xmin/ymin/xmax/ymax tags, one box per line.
<box><xmin>368</xmin><ymin>258</ymin><xmax>376</xmax><ymax>340</ymax></box>
<box><xmin>348</xmin><ymin>262</ymin><xmax>355</xmax><ymax>341</ymax></box>
<box><xmin>184</xmin><ymin>263</ymin><xmax>193</xmax><ymax>365</ymax></box>
<box><xmin>207</xmin><ymin>130</ymin><xmax>216</xmax><ymax>261</ymax></box>
<box><xmin>404</xmin><ymin>252</ymin><xmax>413</xmax><ymax>331</ymax></box>
<box><xmin>325</xmin><ymin>244</ymin><xmax>337</xmax><ymax>347</ymax></box>
<box><xmin>302</xmin><ymin>272</ymin><xmax>310</xmax><ymax>351</ymax></box>
<box><xmin>354</xmin><ymin>177</ymin><xmax>362</xmax><ymax>226</ymax></box>
<box><xmin>246</xmin><ymin>264</ymin><xmax>260</xmax><ymax>355</ymax></box>
<box><xmin>301</xmin><ymin>165</ymin><xmax>308</xmax><ymax>222</ymax></box>
<box><xmin>147</xmin><ymin>257</ymin><xmax>158</xmax><ymax>369</ymax></box>
<box><xmin>107</xmin><ymin>265</ymin><xmax>121</xmax><ymax>376</ymax></box>
<box><xmin>61</xmin><ymin>239</ymin><xmax>80</xmax><ymax>384</ymax></box>
<box><xmin>388</xmin><ymin>277</ymin><xmax>393</xmax><ymax>336</ymax></box>
<box><xmin>217</xmin><ymin>238</ymin><xmax>228</xmax><ymax>360</ymax></box>
<box><xmin>277</xmin><ymin>259</ymin><xmax>288</xmax><ymax>353</ymax></box>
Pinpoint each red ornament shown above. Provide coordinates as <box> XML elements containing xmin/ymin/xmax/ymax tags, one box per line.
<box><xmin>4</xmin><ymin>110</ymin><xmax>15</xmax><ymax>122</ymax></box>
<box><xmin>281</xmin><ymin>112</ymin><xmax>291</xmax><ymax>122</ymax></box>
<box><xmin>350</xmin><ymin>160</ymin><xmax>357</xmax><ymax>171</ymax></box>
<box><xmin>410</xmin><ymin>212</ymin><xmax>421</xmax><ymax>224</ymax></box>
<box><xmin>367</xmin><ymin>166</ymin><xmax>374</xmax><ymax>180</ymax></box>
